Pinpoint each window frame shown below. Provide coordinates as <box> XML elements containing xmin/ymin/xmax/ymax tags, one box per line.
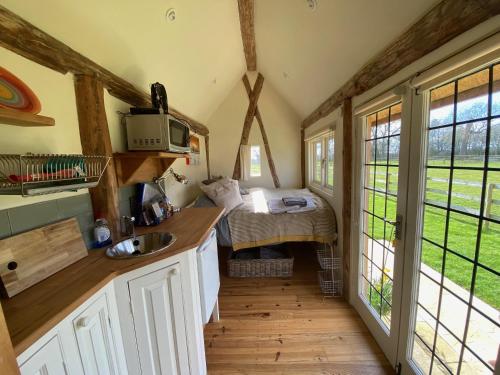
<box><xmin>308</xmin><ymin>132</ymin><xmax>335</xmax><ymax>193</ymax></box>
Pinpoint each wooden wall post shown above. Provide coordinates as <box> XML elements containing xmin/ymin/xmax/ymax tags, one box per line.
<box><xmin>342</xmin><ymin>98</ymin><xmax>353</xmax><ymax>299</ymax></box>
<box><xmin>205</xmin><ymin>135</ymin><xmax>211</xmax><ymax>179</ymax></box>
<box><xmin>74</xmin><ymin>74</ymin><xmax>120</xmax><ymax>240</ymax></box>
<box><xmin>300</xmin><ymin>129</ymin><xmax>305</xmax><ymax>188</ymax></box>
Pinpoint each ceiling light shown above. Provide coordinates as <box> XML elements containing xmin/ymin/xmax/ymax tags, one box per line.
<box><xmin>306</xmin><ymin>0</ymin><xmax>317</xmax><ymax>11</ymax></box>
<box><xmin>166</xmin><ymin>8</ymin><xmax>176</xmax><ymax>22</ymax></box>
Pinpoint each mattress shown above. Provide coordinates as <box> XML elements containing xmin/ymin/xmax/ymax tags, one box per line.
<box><xmin>193</xmin><ymin>188</ymin><xmax>337</xmax><ymax>250</ymax></box>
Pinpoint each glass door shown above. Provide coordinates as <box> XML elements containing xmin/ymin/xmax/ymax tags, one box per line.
<box><xmin>399</xmin><ymin>63</ymin><xmax>500</xmax><ymax>374</ymax></box>
<box><xmin>352</xmin><ymin>95</ymin><xmax>412</xmax><ymax>365</ymax></box>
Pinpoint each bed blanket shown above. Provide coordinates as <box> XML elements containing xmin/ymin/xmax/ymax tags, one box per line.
<box><xmin>228</xmin><ymin>188</ymin><xmax>337</xmax><ymax>250</ymax></box>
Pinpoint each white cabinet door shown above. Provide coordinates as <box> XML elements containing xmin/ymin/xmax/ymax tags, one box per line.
<box><xmin>72</xmin><ymin>294</ymin><xmax>120</xmax><ymax>375</ymax></box>
<box><xmin>128</xmin><ymin>262</ymin><xmax>190</xmax><ymax>375</ymax></box>
<box><xmin>20</xmin><ymin>335</ymin><xmax>66</xmax><ymax>375</ymax></box>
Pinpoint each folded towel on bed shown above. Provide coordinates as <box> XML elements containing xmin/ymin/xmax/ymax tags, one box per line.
<box><xmin>282</xmin><ymin>197</ymin><xmax>307</xmax><ymax>207</ymax></box>
<box><xmin>267</xmin><ymin>197</ymin><xmax>316</xmax><ymax>214</ymax></box>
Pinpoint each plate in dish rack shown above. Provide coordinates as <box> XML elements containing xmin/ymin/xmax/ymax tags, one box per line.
<box><xmin>0</xmin><ymin>66</ymin><xmax>41</xmax><ymax>114</ymax></box>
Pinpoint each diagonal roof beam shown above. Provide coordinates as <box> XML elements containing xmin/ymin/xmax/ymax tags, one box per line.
<box><xmin>302</xmin><ymin>0</ymin><xmax>500</xmax><ymax>129</ymax></box>
<box><xmin>238</xmin><ymin>0</ymin><xmax>257</xmax><ymax>71</ymax></box>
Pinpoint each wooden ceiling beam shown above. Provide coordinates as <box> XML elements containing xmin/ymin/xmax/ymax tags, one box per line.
<box><xmin>238</xmin><ymin>0</ymin><xmax>257</xmax><ymax>71</ymax></box>
<box><xmin>302</xmin><ymin>0</ymin><xmax>500</xmax><ymax>129</ymax></box>
<box><xmin>0</xmin><ymin>5</ymin><xmax>209</xmax><ymax>136</ymax></box>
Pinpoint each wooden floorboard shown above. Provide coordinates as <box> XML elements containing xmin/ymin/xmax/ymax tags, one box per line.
<box><xmin>205</xmin><ymin>247</ymin><xmax>394</xmax><ymax>374</ymax></box>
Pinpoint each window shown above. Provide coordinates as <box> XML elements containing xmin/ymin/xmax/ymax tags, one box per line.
<box><xmin>250</xmin><ymin>145</ymin><xmax>261</xmax><ymax>177</ymax></box>
<box><xmin>308</xmin><ymin>132</ymin><xmax>335</xmax><ymax>190</ymax></box>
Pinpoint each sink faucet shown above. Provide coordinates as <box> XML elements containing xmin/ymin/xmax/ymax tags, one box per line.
<box><xmin>120</xmin><ymin>216</ymin><xmax>135</xmax><ymax>238</ymax></box>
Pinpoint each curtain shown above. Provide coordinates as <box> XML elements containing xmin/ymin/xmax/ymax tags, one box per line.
<box><xmin>240</xmin><ymin>144</ymin><xmax>251</xmax><ymax>181</ymax></box>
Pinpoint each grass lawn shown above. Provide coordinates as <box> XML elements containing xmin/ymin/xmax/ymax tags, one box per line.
<box><xmin>366</xmin><ymin>160</ymin><xmax>500</xmax><ymax>309</ymax></box>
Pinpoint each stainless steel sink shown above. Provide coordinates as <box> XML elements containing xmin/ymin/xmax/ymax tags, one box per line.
<box><xmin>105</xmin><ymin>232</ymin><xmax>176</xmax><ymax>259</ymax></box>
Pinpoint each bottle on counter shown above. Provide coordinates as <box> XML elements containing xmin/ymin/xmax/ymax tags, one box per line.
<box><xmin>93</xmin><ymin>218</ymin><xmax>112</xmax><ymax>248</ymax></box>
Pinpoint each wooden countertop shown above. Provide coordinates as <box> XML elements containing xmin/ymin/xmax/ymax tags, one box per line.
<box><xmin>1</xmin><ymin>207</ymin><xmax>224</xmax><ymax>355</ymax></box>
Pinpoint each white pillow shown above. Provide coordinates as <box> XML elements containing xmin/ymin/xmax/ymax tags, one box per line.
<box><xmin>200</xmin><ymin>177</ymin><xmax>243</xmax><ymax>214</ymax></box>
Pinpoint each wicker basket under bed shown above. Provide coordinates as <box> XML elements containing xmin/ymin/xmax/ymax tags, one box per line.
<box><xmin>228</xmin><ymin>250</ymin><xmax>294</xmax><ymax>278</ymax></box>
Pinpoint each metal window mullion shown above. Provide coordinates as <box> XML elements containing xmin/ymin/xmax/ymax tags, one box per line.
<box><xmin>428</xmin><ymin>79</ymin><xmax>459</xmax><ymax>373</ymax></box>
<box><xmin>368</xmin><ymin>112</ymin><xmax>379</xmax><ymax>306</ymax></box>
<box><xmin>379</xmin><ymin>105</ymin><xmax>393</xmax><ymax>320</ymax></box>
<box><xmin>456</xmin><ymin>64</ymin><xmax>495</xmax><ymax>375</ymax></box>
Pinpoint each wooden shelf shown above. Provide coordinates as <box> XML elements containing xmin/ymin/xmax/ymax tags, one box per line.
<box><xmin>0</xmin><ymin>108</ymin><xmax>55</xmax><ymax>127</ymax></box>
<box><xmin>113</xmin><ymin>151</ymin><xmax>188</xmax><ymax>186</ymax></box>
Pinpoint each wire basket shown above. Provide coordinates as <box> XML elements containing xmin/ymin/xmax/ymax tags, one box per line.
<box><xmin>316</xmin><ymin>245</ymin><xmax>341</xmax><ymax>270</ymax></box>
<box><xmin>318</xmin><ymin>270</ymin><xmax>343</xmax><ymax>297</ymax></box>
<box><xmin>0</xmin><ymin>154</ymin><xmax>110</xmax><ymax>196</ymax></box>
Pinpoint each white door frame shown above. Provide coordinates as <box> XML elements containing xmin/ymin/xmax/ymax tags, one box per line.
<box><xmin>351</xmin><ymin>85</ymin><xmax>414</xmax><ymax>367</ymax></box>
<box><xmin>395</xmin><ymin>87</ymin><xmax>430</xmax><ymax>374</ymax></box>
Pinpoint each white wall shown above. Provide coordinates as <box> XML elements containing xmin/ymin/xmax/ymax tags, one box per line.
<box><xmin>207</xmin><ymin>72</ymin><xmax>301</xmax><ymax>189</ymax></box>
<box><xmin>0</xmin><ymin>46</ymin><xmax>207</xmax><ymax>211</ymax></box>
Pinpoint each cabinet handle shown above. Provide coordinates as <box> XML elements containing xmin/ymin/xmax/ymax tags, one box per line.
<box><xmin>76</xmin><ymin>317</ymin><xmax>90</xmax><ymax>328</ymax></box>
<box><xmin>169</xmin><ymin>268</ymin><xmax>179</xmax><ymax>276</ymax></box>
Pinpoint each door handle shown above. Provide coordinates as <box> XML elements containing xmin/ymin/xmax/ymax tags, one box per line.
<box><xmin>387</xmin><ymin>214</ymin><xmax>403</xmax><ymax>241</ymax></box>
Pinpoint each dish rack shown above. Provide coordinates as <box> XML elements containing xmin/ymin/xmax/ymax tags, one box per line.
<box><xmin>317</xmin><ymin>243</ymin><xmax>342</xmax><ymax>297</ymax></box>
<box><xmin>0</xmin><ymin>154</ymin><xmax>111</xmax><ymax>196</ymax></box>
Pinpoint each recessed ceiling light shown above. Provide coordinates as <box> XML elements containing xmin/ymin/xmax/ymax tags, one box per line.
<box><xmin>166</xmin><ymin>8</ymin><xmax>176</xmax><ymax>22</ymax></box>
<box><xmin>306</xmin><ymin>0</ymin><xmax>317</xmax><ymax>11</ymax></box>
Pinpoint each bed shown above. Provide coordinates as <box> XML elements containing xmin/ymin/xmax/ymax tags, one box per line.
<box><xmin>193</xmin><ymin>187</ymin><xmax>337</xmax><ymax>250</ymax></box>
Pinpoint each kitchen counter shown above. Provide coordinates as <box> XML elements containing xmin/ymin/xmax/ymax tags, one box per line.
<box><xmin>1</xmin><ymin>207</ymin><xmax>224</xmax><ymax>355</ymax></box>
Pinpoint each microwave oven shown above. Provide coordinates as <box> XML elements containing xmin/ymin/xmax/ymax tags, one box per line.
<box><xmin>125</xmin><ymin>114</ymin><xmax>191</xmax><ymax>153</ymax></box>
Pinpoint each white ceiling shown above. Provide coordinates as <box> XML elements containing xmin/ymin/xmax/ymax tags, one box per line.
<box><xmin>254</xmin><ymin>0</ymin><xmax>439</xmax><ymax>119</ymax></box>
<box><xmin>0</xmin><ymin>0</ymin><xmax>441</xmax><ymax>123</ymax></box>
<box><xmin>0</xmin><ymin>0</ymin><xmax>246</xmax><ymax>123</ymax></box>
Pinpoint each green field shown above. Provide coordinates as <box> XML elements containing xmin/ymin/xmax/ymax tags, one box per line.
<box><xmin>366</xmin><ymin>160</ymin><xmax>500</xmax><ymax>309</ymax></box>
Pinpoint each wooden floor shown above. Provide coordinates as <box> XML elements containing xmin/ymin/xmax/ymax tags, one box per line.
<box><xmin>204</xmin><ymin>247</ymin><xmax>394</xmax><ymax>374</ymax></box>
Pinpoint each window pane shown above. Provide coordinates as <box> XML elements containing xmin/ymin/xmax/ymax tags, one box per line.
<box><xmin>490</xmin><ymin>118</ymin><xmax>500</xmax><ymax>160</ymax></box>
<box><xmin>389</xmin><ymin>103</ymin><xmax>402</xmax><ymax>135</ymax></box>
<box><xmin>454</xmin><ymin>121</ymin><xmax>487</xmax><ymax>167</ymax></box>
<box><xmin>430</xmin><ymin>82</ymin><xmax>455</xmax><ymax>128</ymax></box>
<box><xmin>314</xmin><ymin>141</ymin><xmax>322</xmax><ymax>182</ymax></box>
<box><xmin>327</xmin><ymin>136</ymin><xmax>334</xmax><ymax>186</ymax></box>
<box><xmin>493</xmin><ymin>64</ymin><xmax>500</xmax><ymax>116</ymax></box>
<box><xmin>456</xmin><ymin>69</ymin><xmax>489</xmax><ymax>122</ymax></box>
<box><xmin>425</xmin><ymin>167</ymin><xmax>450</xmax><ymax>208</ymax></box>
<box><xmin>250</xmin><ymin>145</ymin><xmax>261</xmax><ymax>177</ymax></box>
<box><xmin>427</xmin><ymin>127</ymin><xmax>453</xmax><ymax>167</ymax></box>
<box><xmin>450</xmin><ymin>169</ymin><xmax>484</xmax><ymax>215</ymax></box>
<box><xmin>377</xmin><ymin>108</ymin><xmax>390</xmax><ymax>138</ymax></box>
